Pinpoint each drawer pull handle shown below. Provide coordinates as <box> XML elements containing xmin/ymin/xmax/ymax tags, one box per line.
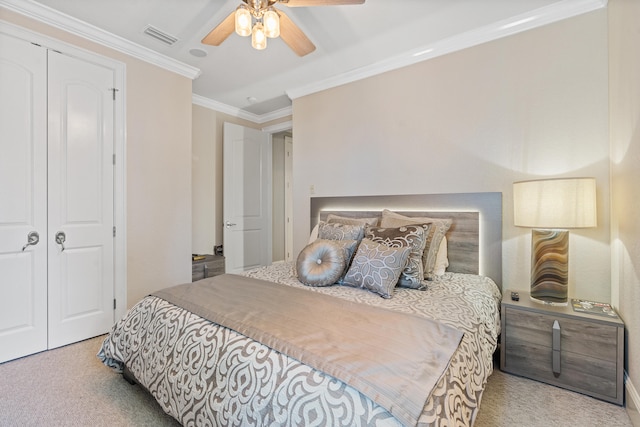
<box><xmin>552</xmin><ymin>320</ymin><xmax>561</xmax><ymax>377</ymax></box>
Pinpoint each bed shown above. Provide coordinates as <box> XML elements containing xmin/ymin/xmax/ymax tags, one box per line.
<box><xmin>98</xmin><ymin>193</ymin><xmax>503</xmax><ymax>427</ymax></box>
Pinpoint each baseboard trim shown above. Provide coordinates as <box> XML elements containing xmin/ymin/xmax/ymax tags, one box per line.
<box><xmin>626</xmin><ymin>372</ymin><xmax>640</xmax><ymax>426</ymax></box>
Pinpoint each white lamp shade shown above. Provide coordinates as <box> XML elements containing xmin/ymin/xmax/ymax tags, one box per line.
<box><xmin>513</xmin><ymin>177</ymin><xmax>597</xmax><ymax>229</ymax></box>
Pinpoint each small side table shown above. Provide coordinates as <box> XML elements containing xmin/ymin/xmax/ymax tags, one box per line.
<box><xmin>192</xmin><ymin>254</ymin><xmax>225</xmax><ymax>282</ymax></box>
<box><xmin>500</xmin><ymin>290</ymin><xmax>624</xmax><ymax>405</ymax></box>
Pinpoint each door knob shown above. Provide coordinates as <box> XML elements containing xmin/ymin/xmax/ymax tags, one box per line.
<box><xmin>225</xmin><ymin>221</ymin><xmax>237</xmax><ymax>228</ymax></box>
<box><xmin>22</xmin><ymin>231</ymin><xmax>40</xmax><ymax>251</ymax></box>
<box><xmin>55</xmin><ymin>231</ymin><xmax>66</xmax><ymax>252</ymax></box>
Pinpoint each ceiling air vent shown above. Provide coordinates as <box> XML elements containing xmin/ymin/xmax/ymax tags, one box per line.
<box><xmin>143</xmin><ymin>25</ymin><xmax>178</xmax><ymax>46</ymax></box>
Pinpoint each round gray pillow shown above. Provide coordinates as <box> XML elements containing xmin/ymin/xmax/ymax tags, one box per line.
<box><xmin>296</xmin><ymin>240</ymin><xmax>346</xmax><ymax>287</ymax></box>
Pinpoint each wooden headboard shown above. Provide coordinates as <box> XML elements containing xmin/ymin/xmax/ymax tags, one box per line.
<box><xmin>310</xmin><ymin>193</ymin><xmax>502</xmax><ymax>289</ymax></box>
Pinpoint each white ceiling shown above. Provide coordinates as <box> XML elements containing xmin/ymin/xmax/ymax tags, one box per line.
<box><xmin>2</xmin><ymin>0</ymin><xmax>606</xmax><ymax>120</ymax></box>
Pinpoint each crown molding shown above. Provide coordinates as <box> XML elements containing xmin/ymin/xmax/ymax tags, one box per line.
<box><xmin>192</xmin><ymin>94</ymin><xmax>292</xmax><ymax>124</ymax></box>
<box><xmin>262</xmin><ymin>120</ymin><xmax>292</xmax><ymax>134</ymax></box>
<box><xmin>2</xmin><ymin>0</ymin><xmax>607</xmax><ymax>120</ymax></box>
<box><xmin>0</xmin><ymin>0</ymin><xmax>200</xmax><ymax>79</ymax></box>
<box><xmin>287</xmin><ymin>0</ymin><xmax>607</xmax><ymax>100</ymax></box>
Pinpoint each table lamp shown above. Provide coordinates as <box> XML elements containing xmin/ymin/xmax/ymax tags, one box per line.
<box><xmin>513</xmin><ymin>177</ymin><xmax>597</xmax><ymax>305</ymax></box>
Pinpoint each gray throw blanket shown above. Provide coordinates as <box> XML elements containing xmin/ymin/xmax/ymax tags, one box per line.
<box><xmin>153</xmin><ymin>274</ymin><xmax>463</xmax><ymax>427</ymax></box>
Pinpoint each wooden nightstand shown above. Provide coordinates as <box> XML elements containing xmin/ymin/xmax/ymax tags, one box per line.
<box><xmin>500</xmin><ymin>290</ymin><xmax>624</xmax><ymax>405</ymax></box>
<box><xmin>192</xmin><ymin>255</ymin><xmax>225</xmax><ymax>282</ymax></box>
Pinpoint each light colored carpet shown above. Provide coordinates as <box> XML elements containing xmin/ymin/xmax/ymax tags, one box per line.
<box><xmin>0</xmin><ymin>335</ymin><xmax>179</xmax><ymax>426</ymax></box>
<box><xmin>0</xmin><ymin>335</ymin><xmax>632</xmax><ymax>426</ymax></box>
<box><xmin>475</xmin><ymin>366</ymin><xmax>632</xmax><ymax>427</ymax></box>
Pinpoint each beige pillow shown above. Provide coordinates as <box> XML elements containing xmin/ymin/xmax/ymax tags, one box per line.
<box><xmin>380</xmin><ymin>209</ymin><xmax>452</xmax><ymax>280</ymax></box>
<box><xmin>433</xmin><ymin>237</ymin><xmax>449</xmax><ymax>276</ymax></box>
<box><xmin>307</xmin><ymin>223</ymin><xmax>320</xmax><ymax>244</ymax></box>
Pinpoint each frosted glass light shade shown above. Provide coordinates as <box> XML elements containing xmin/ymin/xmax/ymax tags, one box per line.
<box><xmin>235</xmin><ymin>6</ymin><xmax>252</xmax><ymax>37</ymax></box>
<box><xmin>252</xmin><ymin>22</ymin><xmax>267</xmax><ymax>50</ymax></box>
<box><xmin>264</xmin><ymin>9</ymin><xmax>280</xmax><ymax>38</ymax></box>
<box><xmin>513</xmin><ymin>177</ymin><xmax>597</xmax><ymax>229</ymax></box>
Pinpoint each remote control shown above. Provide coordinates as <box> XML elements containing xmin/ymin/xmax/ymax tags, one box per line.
<box><xmin>511</xmin><ymin>291</ymin><xmax>519</xmax><ymax>301</ymax></box>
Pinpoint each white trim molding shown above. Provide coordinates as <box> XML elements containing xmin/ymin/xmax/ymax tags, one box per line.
<box><xmin>262</xmin><ymin>120</ymin><xmax>292</xmax><ymax>134</ymax></box>
<box><xmin>626</xmin><ymin>372</ymin><xmax>640</xmax><ymax>426</ymax></box>
<box><xmin>192</xmin><ymin>94</ymin><xmax>292</xmax><ymax>124</ymax></box>
<box><xmin>0</xmin><ymin>0</ymin><xmax>200</xmax><ymax>79</ymax></box>
<box><xmin>287</xmin><ymin>0</ymin><xmax>608</xmax><ymax>100</ymax></box>
<box><xmin>2</xmin><ymin>0</ymin><xmax>607</xmax><ymax>123</ymax></box>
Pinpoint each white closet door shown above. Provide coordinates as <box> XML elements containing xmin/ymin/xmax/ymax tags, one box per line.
<box><xmin>47</xmin><ymin>51</ymin><xmax>115</xmax><ymax>348</ymax></box>
<box><xmin>0</xmin><ymin>34</ymin><xmax>48</xmax><ymax>363</ymax></box>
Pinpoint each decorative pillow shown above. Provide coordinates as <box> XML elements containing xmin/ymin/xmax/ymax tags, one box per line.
<box><xmin>332</xmin><ymin>239</ymin><xmax>359</xmax><ymax>277</ymax></box>
<box><xmin>326</xmin><ymin>214</ymin><xmax>379</xmax><ymax>227</ymax></box>
<box><xmin>296</xmin><ymin>240</ymin><xmax>346</xmax><ymax>287</ymax></box>
<box><xmin>342</xmin><ymin>238</ymin><xmax>411</xmax><ymax>299</ymax></box>
<box><xmin>307</xmin><ymin>223</ymin><xmax>320</xmax><ymax>244</ymax></box>
<box><xmin>317</xmin><ymin>221</ymin><xmax>365</xmax><ymax>241</ymax></box>
<box><xmin>433</xmin><ymin>237</ymin><xmax>449</xmax><ymax>276</ymax></box>
<box><xmin>365</xmin><ymin>225</ymin><xmax>427</xmax><ymax>289</ymax></box>
<box><xmin>380</xmin><ymin>210</ymin><xmax>452</xmax><ymax>280</ymax></box>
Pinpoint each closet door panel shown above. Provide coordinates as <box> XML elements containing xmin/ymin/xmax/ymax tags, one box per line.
<box><xmin>0</xmin><ymin>34</ymin><xmax>48</xmax><ymax>363</ymax></box>
<box><xmin>47</xmin><ymin>51</ymin><xmax>115</xmax><ymax>348</ymax></box>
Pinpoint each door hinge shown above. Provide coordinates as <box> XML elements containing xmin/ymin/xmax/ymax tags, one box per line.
<box><xmin>113</xmin><ymin>299</ymin><xmax>117</xmax><ymax>310</ymax></box>
<box><xmin>110</xmin><ymin>88</ymin><xmax>119</xmax><ymax>100</ymax></box>
<box><xmin>113</xmin><ymin>154</ymin><xmax>116</xmax><ymax>165</ymax></box>
<box><xmin>113</xmin><ymin>226</ymin><xmax>116</xmax><ymax>237</ymax></box>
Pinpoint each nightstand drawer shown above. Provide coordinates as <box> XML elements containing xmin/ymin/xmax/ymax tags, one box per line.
<box><xmin>504</xmin><ymin>308</ymin><xmax>618</xmax><ymax>361</ymax></box>
<box><xmin>192</xmin><ymin>255</ymin><xmax>225</xmax><ymax>281</ymax></box>
<box><xmin>503</xmin><ymin>328</ymin><xmax>617</xmax><ymax>399</ymax></box>
<box><xmin>500</xmin><ymin>291</ymin><xmax>624</xmax><ymax>405</ymax></box>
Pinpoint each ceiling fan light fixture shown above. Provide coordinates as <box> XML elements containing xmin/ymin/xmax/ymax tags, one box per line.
<box><xmin>263</xmin><ymin>8</ymin><xmax>280</xmax><ymax>38</ymax></box>
<box><xmin>235</xmin><ymin>5</ymin><xmax>252</xmax><ymax>37</ymax></box>
<box><xmin>252</xmin><ymin>22</ymin><xmax>267</xmax><ymax>50</ymax></box>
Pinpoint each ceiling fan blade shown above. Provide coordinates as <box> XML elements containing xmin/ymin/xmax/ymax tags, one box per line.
<box><xmin>201</xmin><ymin>11</ymin><xmax>236</xmax><ymax>46</ymax></box>
<box><xmin>278</xmin><ymin>11</ymin><xmax>316</xmax><ymax>56</ymax></box>
<box><xmin>280</xmin><ymin>0</ymin><xmax>365</xmax><ymax>6</ymax></box>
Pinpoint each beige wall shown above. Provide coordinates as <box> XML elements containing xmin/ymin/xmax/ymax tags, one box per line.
<box><xmin>0</xmin><ymin>9</ymin><xmax>193</xmax><ymax>308</ymax></box>
<box><xmin>192</xmin><ymin>105</ymin><xmax>219</xmax><ymax>255</ymax></box>
<box><xmin>293</xmin><ymin>10</ymin><xmax>610</xmax><ymax>301</ymax></box>
<box><xmin>191</xmin><ymin>104</ymin><xmax>291</xmax><ymax>255</ymax></box>
<box><xmin>609</xmin><ymin>0</ymin><xmax>640</xmax><ymax>422</ymax></box>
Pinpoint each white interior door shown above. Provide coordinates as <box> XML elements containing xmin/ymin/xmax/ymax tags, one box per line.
<box><xmin>0</xmin><ymin>34</ymin><xmax>48</xmax><ymax>363</ymax></box>
<box><xmin>47</xmin><ymin>51</ymin><xmax>115</xmax><ymax>349</ymax></box>
<box><xmin>223</xmin><ymin>122</ymin><xmax>272</xmax><ymax>273</ymax></box>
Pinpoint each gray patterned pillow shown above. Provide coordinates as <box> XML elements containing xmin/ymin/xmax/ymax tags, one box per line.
<box><xmin>326</xmin><ymin>214</ymin><xmax>379</xmax><ymax>227</ymax></box>
<box><xmin>296</xmin><ymin>240</ymin><xmax>346</xmax><ymax>287</ymax></box>
<box><xmin>342</xmin><ymin>238</ymin><xmax>411</xmax><ymax>298</ymax></box>
<box><xmin>317</xmin><ymin>221</ymin><xmax>365</xmax><ymax>241</ymax></box>
<box><xmin>365</xmin><ymin>225</ymin><xmax>428</xmax><ymax>290</ymax></box>
<box><xmin>380</xmin><ymin>210</ymin><xmax>452</xmax><ymax>280</ymax></box>
<box><xmin>331</xmin><ymin>239</ymin><xmax>359</xmax><ymax>283</ymax></box>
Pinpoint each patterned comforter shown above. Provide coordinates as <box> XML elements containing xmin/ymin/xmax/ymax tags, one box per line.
<box><xmin>98</xmin><ymin>263</ymin><xmax>501</xmax><ymax>426</ymax></box>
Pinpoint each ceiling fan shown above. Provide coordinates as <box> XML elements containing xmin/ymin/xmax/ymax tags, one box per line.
<box><xmin>201</xmin><ymin>0</ymin><xmax>365</xmax><ymax>56</ymax></box>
